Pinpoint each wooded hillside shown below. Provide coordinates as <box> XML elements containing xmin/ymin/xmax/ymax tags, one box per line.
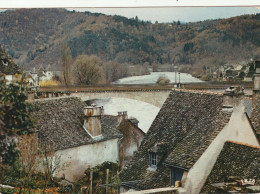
<box><xmin>0</xmin><ymin>8</ymin><xmax>260</xmax><ymax>74</ymax></box>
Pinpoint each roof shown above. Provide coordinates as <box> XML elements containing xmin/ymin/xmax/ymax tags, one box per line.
<box><xmin>255</xmin><ymin>60</ymin><xmax>260</xmax><ymax>69</ymax></box>
<box><xmin>32</xmin><ymin>97</ymin><xmax>122</xmax><ymax>150</ymax></box>
<box><xmin>244</xmin><ymin>99</ymin><xmax>253</xmax><ymax>117</ymax></box>
<box><xmin>251</xmin><ymin>96</ymin><xmax>260</xmax><ymax>137</ymax></box>
<box><xmin>201</xmin><ymin>141</ymin><xmax>260</xmax><ymax>193</ymax></box>
<box><xmin>0</xmin><ymin>45</ymin><xmax>21</xmax><ymax>75</ymax></box>
<box><xmin>120</xmin><ymin>90</ymin><xmax>231</xmax><ymax>190</ymax></box>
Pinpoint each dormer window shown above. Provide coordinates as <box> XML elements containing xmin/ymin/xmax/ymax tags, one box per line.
<box><xmin>149</xmin><ymin>152</ymin><xmax>157</xmax><ymax>167</ymax></box>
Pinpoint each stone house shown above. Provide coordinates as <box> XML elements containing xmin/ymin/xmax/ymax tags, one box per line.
<box><xmin>32</xmin><ymin>97</ymin><xmax>144</xmax><ymax>181</ymax></box>
<box><xmin>120</xmin><ymin>86</ymin><xmax>259</xmax><ymax>194</ymax></box>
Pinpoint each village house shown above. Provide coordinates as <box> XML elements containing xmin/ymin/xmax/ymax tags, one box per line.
<box><xmin>32</xmin><ymin>97</ymin><xmax>144</xmax><ymax>181</ymax></box>
<box><xmin>23</xmin><ymin>64</ymin><xmax>63</xmax><ymax>87</ymax></box>
<box><xmin>120</xmin><ymin>84</ymin><xmax>260</xmax><ymax>193</ymax></box>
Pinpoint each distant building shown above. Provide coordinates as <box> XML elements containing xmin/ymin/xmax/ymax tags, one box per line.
<box><xmin>31</xmin><ymin>97</ymin><xmax>143</xmax><ymax>181</ymax></box>
<box><xmin>23</xmin><ymin>65</ymin><xmax>63</xmax><ymax>86</ymax></box>
<box><xmin>120</xmin><ymin>87</ymin><xmax>259</xmax><ymax>193</ymax></box>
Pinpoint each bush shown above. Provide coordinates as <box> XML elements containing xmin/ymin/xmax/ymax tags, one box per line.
<box><xmin>0</xmin><ymin>187</ymin><xmax>16</xmax><ymax>194</ymax></box>
<box><xmin>74</xmin><ymin>161</ymin><xmax>119</xmax><ymax>194</ymax></box>
<box><xmin>156</xmin><ymin>76</ymin><xmax>170</xmax><ymax>85</ymax></box>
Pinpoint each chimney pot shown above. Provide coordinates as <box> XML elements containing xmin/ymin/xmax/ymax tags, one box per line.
<box><xmin>83</xmin><ymin>105</ymin><xmax>103</xmax><ymax>137</ymax></box>
<box><xmin>118</xmin><ymin>111</ymin><xmax>128</xmax><ymax>122</ymax></box>
<box><xmin>223</xmin><ymin>86</ymin><xmax>244</xmax><ymax>108</ymax></box>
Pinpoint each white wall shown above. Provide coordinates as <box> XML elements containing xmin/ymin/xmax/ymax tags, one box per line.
<box><xmin>183</xmin><ymin>104</ymin><xmax>259</xmax><ymax>194</ymax></box>
<box><xmin>54</xmin><ymin>138</ymin><xmax>119</xmax><ymax>181</ymax></box>
<box><xmin>40</xmin><ymin>71</ymin><xmax>54</xmax><ymax>81</ymax></box>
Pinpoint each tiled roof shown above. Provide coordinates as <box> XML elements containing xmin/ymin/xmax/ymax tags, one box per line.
<box><xmin>251</xmin><ymin>96</ymin><xmax>260</xmax><ymax>136</ymax></box>
<box><xmin>164</xmin><ymin>109</ymin><xmax>231</xmax><ymax>169</ymax></box>
<box><xmin>244</xmin><ymin>98</ymin><xmax>253</xmax><ymax>117</ymax></box>
<box><xmin>120</xmin><ymin>90</ymin><xmax>231</xmax><ymax>190</ymax></box>
<box><xmin>201</xmin><ymin>141</ymin><xmax>260</xmax><ymax>193</ymax></box>
<box><xmin>32</xmin><ymin>97</ymin><xmax>122</xmax><ymax>150</ymax></box>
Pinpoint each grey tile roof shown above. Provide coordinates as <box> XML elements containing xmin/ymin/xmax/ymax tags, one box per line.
<box><xmin>32</xmin><ymin>97</ymin><xmax>122</xmax><ymax>150</ymax></box>
<box><xmin>201</xmin><ymin>141</ymin><xmax>260</xmax><ymax>193</ymax></box>
<box><xmin>251</xmin><ymin>96</ymin><xmax>260</xmax><ymax>137</ymax></box>
<box><xmin>244</xmin><ymin>99</ymin><xmax>253</xmax><ymax>117</ymax></box>
<box><xmin>120</xmin><ymin>90</ymin><xmax>231</xmax><ymax>190</ymax></box>
<box><xmin>164</xmin><ymin>109</ymin><xmax>231</xmax><ymax>169</ymax></box>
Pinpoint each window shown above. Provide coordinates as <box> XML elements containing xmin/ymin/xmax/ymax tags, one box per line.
<box><xmin>149</xmin><ymin>152</ymin><xmax>157</xmax><ymax>167</ymax></box>
<box><xmin>171</xmin><ymin>168</ymin><xmax>184</xmax><ymax>187</ymax></box>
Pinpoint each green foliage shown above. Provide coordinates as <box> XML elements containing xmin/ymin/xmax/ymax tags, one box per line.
<box><xmin>0</xmin><ymin>79</ymin><xmax>35</xmax><ymax>165</ymax></box>
<box><xmin>184</xmin><ymin>42</ymin><xmax>194</xmax><ymax>52</ymax></box>
<box><xmin>0</xmin><ymin>187</ymin><xmax>16</xmax><ymax>194</ymax></box>
<box><xmin>75</xmin><ymin>161</ymin><xmax>119</xmax><ymax>193</ymax></box>
<box><xmin>0</xmin><ymin>80</ymin><xmax>34</xmax><ymax>135</ymax></box>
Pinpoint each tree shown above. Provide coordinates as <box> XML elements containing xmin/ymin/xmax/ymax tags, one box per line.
<box><xmin>39</xmin><ymin>141</ymin><xmax>66</xmax><ymax>193</ymax></box>
<box><xmin>0</xmin><ymin>79</ymin><xmax>35</xmax><ymax>165</ymax></box>
<box><xmin>59</xmin><ymin>42</ymin><xmax>72</xmax><ymax>87</ymax></box>
<box><xmin>72</xmin><ymin>55</ymin><xmax>105</xmax><ymax>85</ymax></box>
<box><xmin>104</xmin><ymin>61</ymin><xmax>128</xmax><ymax>83</ymax></box>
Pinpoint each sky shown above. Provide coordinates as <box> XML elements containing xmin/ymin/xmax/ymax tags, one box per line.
<box><xmin>69</xmin><ymin>7</ymin><xmax>260</xmax><ymax>23</ymax></box>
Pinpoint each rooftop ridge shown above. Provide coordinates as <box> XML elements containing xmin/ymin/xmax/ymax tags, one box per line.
<box><xmin>172</xmin><ymin>88</ymin><xmax>223</xmax><ymax>96</ymax></box>
<box><xmin>33</xmin><ymin>96</ymin><xmax>81</xmax><ymax>102</ymax></box>
<box><xmin>226</xmin><ymin>140</ymin><xmax>260</xmax><ymax>149</ymax></box>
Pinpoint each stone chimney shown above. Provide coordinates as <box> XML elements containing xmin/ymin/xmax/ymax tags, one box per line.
<box><xmin>223</xmin><ymin>86</ymin><xmax>244</xmax><ymax>109</ymax></box>
<box><xmin>129</xmin><ymin>117</ymin><xmax>139</xmax><ymax>127</ymax></box>
<box><xmin>253</xmin><ymin>61</ymin><xmax>260</xmax><ymax>108</ymax></box>
<box><xmin>83</xmin><ymin>104</ymin><xmax>104</xmax><ymax>137</ymax></box>
<box><xmin>118</xmin><ymin>111</ymin><xmax>128</xmax><ymax>123</ymax></box>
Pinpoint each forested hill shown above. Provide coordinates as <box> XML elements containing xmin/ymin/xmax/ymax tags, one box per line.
<box><xmin>0</xmin><ymin>8</ymin><xmax>260</xmax><ymax>73</ymax></box>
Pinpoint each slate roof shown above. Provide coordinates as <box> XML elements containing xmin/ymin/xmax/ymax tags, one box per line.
<box><xmin>201</xmin><ymin>141</ymin><xmax>260</xmax><ymax>193</ymax></box>
<box><xmin>244</xmin><ymin>99</ymin><xmax>253</xmax><ymax>117</ymax></box>
<box><xmin>32</xmin><ymin>97</ymin><xmax>122</xmax><ymax>150</ymax></box>
<box><xmin>120</xmin><ymin>90</ymin><xmax>232</xmax><ymax>190</ymax></box>
<box><xmin>251</xmin><ymin>96</ymin><xmax>260</xmax><ymax>137</ymax></box>
<box><xmin>0</xmin><ymin>45</ymin><xmax>21</xmax><ymax>75</ymax></box>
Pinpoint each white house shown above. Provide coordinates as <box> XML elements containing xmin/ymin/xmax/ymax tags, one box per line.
<box><xmin>120</xmin><ymin>86</ymin><xmax>259</xmax><ymax>194</ymax></box>
<box><xmin>32</xmin><ymin>97</ymin><xmax>123</xmax><ymax>181</ymax></box>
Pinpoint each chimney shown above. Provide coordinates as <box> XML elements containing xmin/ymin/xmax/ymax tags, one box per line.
<box><xmin>223</xmin><ymin>86</ymin><xmax>244</xmax><ymax>109</ymax></box>
<box><xmin>118</xmin><ymin>111</ymin><xmax>128</xmax><ymax>123</ymax></box>
<box><xmin>128</xmin><ymin>117</ymin><xmax>139</xmax><ymax>127</ymax></box>
<box><xmin>253</xmin><ymin>60</ymin><xmax>260</xmax><ymax>108</ymax></box>
<box><xmin>83</xmin><ymin>104</ymin><xmax>104</xmax><ymax>137</ymax></box>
